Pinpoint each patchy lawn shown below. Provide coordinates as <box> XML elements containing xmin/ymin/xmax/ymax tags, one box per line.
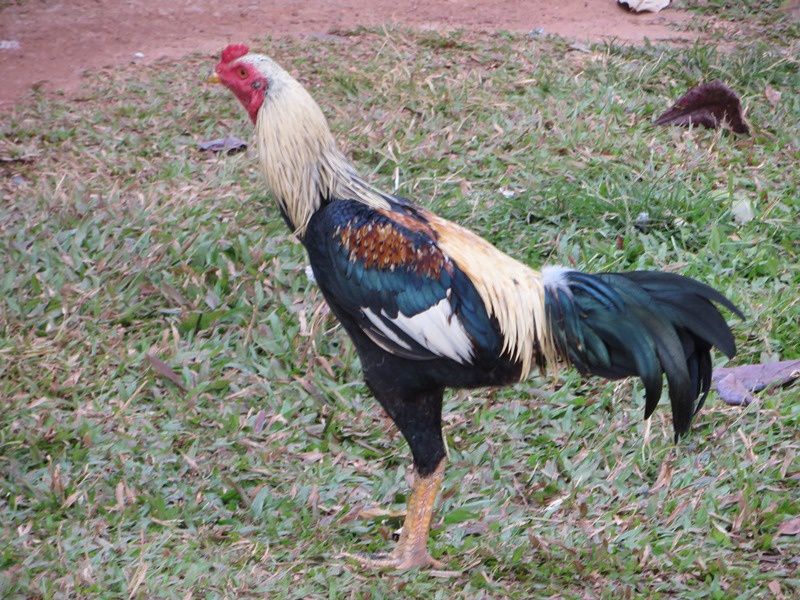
<box><xmin>1</xmin><ymin>19</ymin><xmax>798</xmax><ymax>600</ymax></box>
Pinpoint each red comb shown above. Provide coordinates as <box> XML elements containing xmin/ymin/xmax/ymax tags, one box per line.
<box><xmin>220</xmin><ymin>44</ymin><xmax>249</xmax><ymax>63</ymax></box>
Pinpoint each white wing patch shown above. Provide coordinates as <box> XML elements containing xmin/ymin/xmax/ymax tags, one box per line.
<box><xmin>362</xmin><ymin>308</ymin><xmax>413</xmax><ymax>351</ymax></box>
<box><xmin>362</xmin><ymin>298</ymin><xmax>474</xmax><ymax>364</ymax></box>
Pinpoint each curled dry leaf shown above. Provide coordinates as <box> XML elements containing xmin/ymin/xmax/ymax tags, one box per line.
<box><xmin>146</xmin><ymin>353</ymin><xmax>186</xmax><ymax>390</ymax></box>
<box><xmin>253</xmin><ymin>409</ymin><xmax>267</xmax><ymax>433</ymax></box>
<box><xmin>712</xmin><ymin>359</ymin><xmax>800</xmax><ymax>406</ymax></box>
<box><xmin>198</xmin><ymin>136</ymin><xmax>248</xmax><ymax>155</ymax></box>
<box><xmin>357</xmin><ymin>506</ymin><xmax>406</xmax><ymax>520</ymax></box>
<box><xmin>655</xmin><ymin>81</ymin><xmax>750</xmax><ymax>134</ymax></box>
<box><xmin>764</xmin><ymin>85</ymin><xmax>781</xmax><ymax>107</ymax></box>
<box><xmin>777</xmin><ymin>516</ymin><xmax>800</xmax><ymax>536</ymax></box>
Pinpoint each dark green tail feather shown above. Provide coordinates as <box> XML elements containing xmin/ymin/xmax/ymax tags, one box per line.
<box><xmin>544</xmin><ymin>270</ymin><xmax>742</xmax><ymax>439</ymax></box>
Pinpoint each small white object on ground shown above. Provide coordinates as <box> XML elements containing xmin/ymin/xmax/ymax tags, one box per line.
<box><xmin>617</xmin><ymin>0</ymin><xmax>670</xmax><ymax>13</ymax></box>
<box><xmin>305</xmin><ymin>265</ymin><xmax>317</xmax><ymax>284</ymax></box>
<box><xmin>731</xmin><ymin>199</ymin><xmax>754</xmax><ymax>225</ymax></box>
<box><xmin>0</xmin><ymin>40</ymin><xmax>21</xmax><ymax>50</ymax></box>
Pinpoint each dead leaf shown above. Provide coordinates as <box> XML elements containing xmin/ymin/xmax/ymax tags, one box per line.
<box><xmin>64</xmin><ymin>367</ymin><xmax>84</xmax><ymax>388</ymax></box>
<box><xmin>50</xmin><ymin>465</ymin><xmax>64</xmax><ymax>497</ymax></box>
<box><xmin>63</xmin><ymin>491</ymin><xmax>81</xmax><ymax>508</ymax></box>
<box><xmin>308</xmin><ymin>485</ymin><xmax>320</xmax><ymax>519</ymax></box>
<box><xmin>764</xmin><ymin>85</ymin><xmax>781</xmax><ymax>107</ymax></box>
<box><xmin>116</xmin><ymin>481</ymin><xmax>126</xmax><ymax>511</ymax></box>
<box><xmin>731</xmin><ymin>493</ymin><xmax>747</xmax><ymax>534</ymax></box>
<box><xmin>459</xmin><ymin>521</ymin><xmax>489</xmax><ymax>536</ymax></box>
<box><xmin>356</xmin><ymin>506</ymin><xmax>406</xmax><ymax>520</ymax></box>
<box><xmin>160</xmin><ymin>283</ymin><xmax>188</xmax><ymax>306</ymax></box>
<box><xmin>0</xmin><ymin>153</ymin><xmax>36</xmax><ymax>164</ymax></box>
<box><xmin>294</xmin><ymin>376</ymin><xmax>327</xmax><ymax>406</ymax></box>
<box><xmin>253</xmin><ymin>409</ymin><xmax>267</xmax><ymax>433</ymax></box>
<box><xmin>128</xmin><ymin>562</ymin><xmax>148</xmax><ymax>599</ymax></box>
<box><xmin>146</xmin><ymin>353</ymin><xmax>186</xmax><ymax>390</ymax></box>
<box><xmin>181</xmin><ymin>452</ymin><xmax>200</xmax><ymax>472</ymax></box>
<box><xmin>767</xmin><ymin>580</ymin><xmax>783</xmax><ymax>599</ymax></box>
<box><xmin>655</xmin><ymin>81</ymin><xmax>750</xmax><ymax>134</ymax></box>
<box><xmin>777</xmin><ymin>516</ymin><xmax>800</xmax><ymax>536</ymax></box>
<box><xmin>198</xmin><ymin>136</ymin><xmax>247</xmax><ymax>155</ymax></box>
<box><xmin>78</xmin><ymin>558</ymin><xmax>94</xmax><ymax>586</ymax></box>
<box><xmin>712</xmin><ymin>359</ymin><xmax>800</xmax><ymax>406</ymax></box>
<box><xmin>568</xmin><ymin>42</ymin><xmax>591</xmax><ymax>53</ymax></box>
<box><xmin>652</xmin><ymin>460</ymin><xmax>674</xmax><ymax>491</ymax></box>
<box><xmin>299</xmin><ymin>451</ymin><xmax>324</xmax><ymax>463</ymax></box>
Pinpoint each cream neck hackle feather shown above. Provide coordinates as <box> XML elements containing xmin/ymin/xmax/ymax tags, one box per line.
<box><xmin>244</xmin><ymin>53</ymin><xmax>558</xmax><ymax>378</ymax></box>
<box><xmin>244</xmin><ymin>54</ymin><xmax>390</xmax><ymax>237</ymax></box>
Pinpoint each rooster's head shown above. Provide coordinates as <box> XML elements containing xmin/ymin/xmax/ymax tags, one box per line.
<box><xmin>210</xmin><ymin>44</ymin><xmax>295</xmax><ymax>123</ymax></box>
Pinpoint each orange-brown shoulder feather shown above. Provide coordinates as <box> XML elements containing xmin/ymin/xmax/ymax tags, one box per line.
<box><xmin>338</xmin><ymin>210</ymin><xmax>447</xmax><ymax>279</ymax></box>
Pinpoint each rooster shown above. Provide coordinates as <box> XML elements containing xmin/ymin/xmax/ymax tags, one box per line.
<box><xmin>209</xmin><ymin>44</ymin><xmax>742</xmax><ymax>570</ymax></box>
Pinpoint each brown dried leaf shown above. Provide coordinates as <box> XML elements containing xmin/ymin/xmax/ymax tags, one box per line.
<box><xmin>128</xmin><ymin>562</ymin><xmax>148</xmax><ymax>599</ymax></box>
<box><xmin>253</xmin><ymin>409</ymin><xmax>267</xmax><ymax>433</ymax></box>
<box><xmin>64</xmin><ymin>367</ymin><xmax>83</xmax><ymax>388</ymax></box>
<box><xmin>712</xmin><ymin>359</ymin><xmax>800</xmax><ymax>406</ymax></box>
<box><xmin>198</xmin><ymin>136</ymin><xmax>247</xmax><ymax>154</ymax></box>
<box><xmin>731</xmin><ymin>493</ymin><xmax>748</xmax><ymax>534</ymax></box>
<box><xmin>50</xmin><ymin>465</ymin><xmax>64</xmax><ymax>497</ymax></box>
<box><xmin>115</xmin><ymin>481</ymin><xmax>126</xmax><ymax>511</ymax></box>
<box><xmin>768</xmin><ymin>580</ymin><xmax>783</xmax><ymax>599</ymax></box>
<box><xmin>62</xmin><ymin>491</ymin><xmax>81</xmax><ymax>508</ymax></box>
<box><xmin>357</xmin><ymin>506</ymin><xmax>406</xmax><ymax>520</ymax></box>
<box><xmin>181</xmin><ymin>452</ymin><xmax>200</xmax><ymax>472</ymax></box>
<box><xmin>294</xmin><ymin>376</ymin><xmax>327</xmax><ymax>406</ymax></box>
<box><xmin>308</xmin><ymin>485</ymin><xmax>320</xmax><ymax>519</ymax></box>
<box><xmin>652</xmin><ymin>460</ymin><xmax>674</xmax><ymax>491</ymax></box>
<box><xmin>78</xmin><ymin>558</ymin><xmax>94</xmax><ymax>585</ymax></box>
<box><xmin>299</xmin><ymin>451</ymin><xmax>324</xmax><ymax>463</ymax></box>
<box><xmin>764</xmin><ymin>85</ymin><xmax>781</xmax><ymax>107</ymax></box>
<box><xmin>160</xmin><ymin>283</ymin><xmax>188</xmax><ymax>306</ymax></box>
<box><xmin>655</xmin><ymin>81</ymin><xmax>750</xmax><ymax>134</ymax></box>
<box><xmin>146</xmin><ymin>353</ymin><xmax>186</xmax><ymax>390</ymax></box>
<box><xmin>777</xmin><ymin>516</ymin><xmax>800</xmax><ymax>536</ymax></box>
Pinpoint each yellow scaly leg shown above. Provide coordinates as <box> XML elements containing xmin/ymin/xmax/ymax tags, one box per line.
<box><xmin>345</xmin><ymin>459</ymin><xmax>445</xmax><ymax>570</ymax></box>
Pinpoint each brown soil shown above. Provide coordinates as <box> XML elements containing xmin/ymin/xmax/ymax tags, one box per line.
<box><xmin>0</xmin><ymin>0</ymin><xmax>699</xmax><ymax>110</ymax></box>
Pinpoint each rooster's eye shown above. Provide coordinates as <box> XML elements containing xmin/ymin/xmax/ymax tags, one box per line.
<box><xmin>237</xmin><ymin>67</ymin><xmax>248</xmax><ymax>79</ymax></box>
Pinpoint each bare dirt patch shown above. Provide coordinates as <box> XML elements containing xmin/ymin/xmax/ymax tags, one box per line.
<box><xmin>0</xmin><ymin>0</ymin><xmax>703</xmax><ymax>110</ymax></box>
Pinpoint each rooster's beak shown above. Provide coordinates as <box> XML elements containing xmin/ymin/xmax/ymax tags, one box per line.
<box><xmin>207</xmin><ymin>73</ymin><xmax>221</xmax><ymax>84</ymax></box>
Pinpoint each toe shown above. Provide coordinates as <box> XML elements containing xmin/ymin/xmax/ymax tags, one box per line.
<box><xmin>342</xmin><ymin>549</ymin><xmax>443</xmax><ymax>571</ymax></box>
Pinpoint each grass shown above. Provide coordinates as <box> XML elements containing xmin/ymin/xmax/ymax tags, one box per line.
<box><xmin>1</xmin><ymin>21</ymin><xmax>799</xmax><ymax>599</ymax></box>
<box><xmin>680</xmin><ymin>0</ymin><xmax>800</xmax><ymax>41</ymax></box>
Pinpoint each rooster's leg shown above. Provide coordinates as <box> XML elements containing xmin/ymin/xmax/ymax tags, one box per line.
<box><xmin>344</xmin><ymin>384</ymin><xmax>446</xmax><ymax>569</ymax></box>
<box><xmin>345</xmin><ymin>459</ymin><xmax>445</xmax><ymax>570</ymax></box>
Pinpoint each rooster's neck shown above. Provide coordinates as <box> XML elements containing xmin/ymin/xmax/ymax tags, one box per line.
<box><xmin>255</xmin><ymin>84</ymin><xmax>390</xmax><ymax>237</ymax></box>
